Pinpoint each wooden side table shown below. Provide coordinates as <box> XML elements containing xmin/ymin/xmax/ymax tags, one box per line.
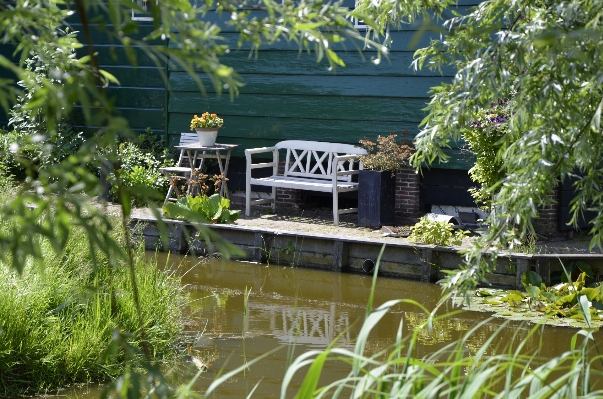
<box><xmin>173</xmin><ymin>143</ymin><xmax>239</xmax><ymax>199</ymax></box>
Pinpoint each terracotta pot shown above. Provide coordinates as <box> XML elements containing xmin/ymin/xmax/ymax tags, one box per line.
<box><xmin>195</xmin><ymin>128</ymin><xmax>219</xmax><ymax>146</ymax></box>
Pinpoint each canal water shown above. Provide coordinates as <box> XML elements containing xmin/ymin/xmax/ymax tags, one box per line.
<box><xmin>56</xmin><ymin>253</ymin><xmax>598</xmax><ymax>398</ymax></box>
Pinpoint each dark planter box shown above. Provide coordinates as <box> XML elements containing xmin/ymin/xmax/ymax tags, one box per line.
<box><xmin>358</xmin><ymin>170</ymin><xmax>395</xmax><ymax>228</ymax></box>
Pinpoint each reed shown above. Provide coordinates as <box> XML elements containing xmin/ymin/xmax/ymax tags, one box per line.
<box><xmin>279</xmin><ymin>245</ymin><xmax>603</xmax><ymax>399</ymax></box>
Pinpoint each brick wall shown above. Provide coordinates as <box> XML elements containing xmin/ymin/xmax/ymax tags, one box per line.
<box><xmin>275</xmin><ymin>160</ymin><xmax>303</xmax><ymax>209</ymax></box>
<box><xmin>533</xmin><ymin>185</ymin><xmax>560</xmax><ymax>236</ymax></box>
<box><xmin>395</xmin><ymin>166</ymin><xmax>421</xmax><ymax>225</ymax></box>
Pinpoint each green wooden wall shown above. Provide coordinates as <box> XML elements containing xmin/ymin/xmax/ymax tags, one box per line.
<box><xmin>0</xmin><ymin>10</ymin><xmax>167</xmax><ymax>137</ymax></box>
<box><xmin>166</xmin><ymin>0</ymin><xmax>481</xmax><ymax>169</ymax></box>
<box><xmin>69</xmin><ymin>16</ymin><xmax>167</xmax><ymax>137</ymax></box>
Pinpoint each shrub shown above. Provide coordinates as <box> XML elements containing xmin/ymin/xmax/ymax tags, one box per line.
<box><xmin>408</xmin><ymin>216</ymin><xmax>466</xmax><ymax>246</ymax></box>
<box><xmin>463</xmin><ymin>97</ymin><xmax>515</xmax><ymax>206</ymax></box>
<box><xmin>358</xmin><ymin>132</ymin><xmax>415</xmax><ymax>176</ymax></box>
<box><xmin>4</xmin><ymin>33</ymin><xmax>87</xmax><ymax>181</ymax></box>
<box><xmin>110</xmin><ymin>141</ymin><xmax>175</xmax><ymax>207</ymax></box>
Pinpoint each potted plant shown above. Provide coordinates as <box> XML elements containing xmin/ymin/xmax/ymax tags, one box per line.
<box><xmin>190</xmin><ymin>112</ymin><xmax>224</xmax><ymax>146</ymax></box>
<box><xmin>357</xmin><ymin>133</ymin><xmax>415</xmax><ymax>228</ymax></box>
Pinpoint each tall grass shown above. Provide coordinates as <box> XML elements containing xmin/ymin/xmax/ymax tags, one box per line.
<box><xmin>0</xmin><ymin>183</ymin><xmax>185</xmax><ymax>395</ymax></box>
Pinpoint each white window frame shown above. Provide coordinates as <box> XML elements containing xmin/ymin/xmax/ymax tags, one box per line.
<box><xmin>353</xmin><ymin>0</ymin><xmax>367</xmax><ymax>30</ymax></box>
<box><xmin>132</xmin><ymin>0</ymin><xmax>154</xmax><ymax>22</ymax></box>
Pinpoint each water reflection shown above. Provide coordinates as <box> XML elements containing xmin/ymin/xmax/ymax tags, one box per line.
<box><xmin>45</xmin><ymin>254</ymin><xmax>602</xmax><ymax>398</ymax></box>
<box><xmin>254</xmin><ymin>303</ymin><xmax>352</xmax><ymax>346</ymax></box>
<box><xmin>166</xmin><ymin>255</ymin><xmax>592</xmax><ymax>397</ymax></box>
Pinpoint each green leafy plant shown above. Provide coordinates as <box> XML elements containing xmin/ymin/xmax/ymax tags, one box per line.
<box><xmin>358</xmin><ymin>132</ymin><xmax>415</xmax><ymax>176</ymax></box>
<box><xmin>408</xmin><ymin>216</ymin><xmax>466</xmax><ymax>246</ymax></box>
<box><xmin>5</xmin><ymin>41</ymin><xmax>87</xmax><ymax>180</ymax></box>
<box><xmin>0</xmin><ymin>210</ymin><xmax>185</xmax><ymax>395</ymax></box>
<box><xmin>406</xmin><ymin>0</ymin><xmax>603</xmax><ymax>295</ymax></box>
<box><xmin>163</xmin><ymin>194</ymin><xmax>240</xmax><ymax>224</ymax></box>
<box><xmin>561</xmin><ymin>260</ymin><xmax>598</xmax><ymax>284</ymax></box>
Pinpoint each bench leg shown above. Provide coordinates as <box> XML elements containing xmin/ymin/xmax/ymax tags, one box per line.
<box><xmin>271</xmin><ymin>186</ymin><xmax>276</xmax><ymax>212</ymax></box>
<box><xmin>333</xmin><ymin>190</ymin><xmax>339</xmax><ymax>226</ymax></box>
<box><xmin>245</xmin><ymin>180</ymin><xmax>251</xmax><ymax>217</ymax></box>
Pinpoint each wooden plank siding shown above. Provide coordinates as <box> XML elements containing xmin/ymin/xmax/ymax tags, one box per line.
<box><xmin>0</xmin><ymin>0</ymin><xmax>169</xmax><ymax>130</ymax></box>
<box><xmin>68</xmin><ymin>16</ymin><xmax>168</xmax><ymax>136</ymax></box>
<box><xmin>0</xmin><ymin>2</ymin><xmax>479</xmax><ymax>170</ymax></box>
<box><xmin>166</xmin><ymin>1</ymin><xmax>481</xmax><ymax>168</ymax></box>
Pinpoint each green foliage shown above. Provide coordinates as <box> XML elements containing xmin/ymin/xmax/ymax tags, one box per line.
<box><xmin>385</xmin><ymin>0</ymin><xmax>603</xmax><ymax>295</ymax></box>
<box><xmin>358</xmin><ymin>132</ymin><xmax>415</xmax><ymax>175</ymax></box>
<box><xmin>0</xmin><ymin>39</ymin><xmax>88</xmax><ymax>179</ymax></box>
<box><xmin>408</xmin><ymin>216</ymin><xmax>466</xmax><ymax>246</ymax></box>
<box><xmin>472</xmin><ymin>268</ymin><xmax>603</xmax><ymax>326</ymax></box>
<box><xmin>5</xmin><ymin>29</ymin><xmax>87</xmax><ymax>179</ymax></box>
<box><xmin>0</xmin><ymin>129</ymin><xmax>25</xmax><ymax>178</ymax></box>
<box><xmin>562</xmin><ymin>260</ymin><xmax>597</xmax><ymax>284</ymax></box>
<box><xmin>110</xmin><ymin>142</ymin><xmax>174</xmax><ymax>207</ymax></box>
<box><xmin>0</xmin><ymin>218</ymin><xmax>185</xmax><ymax>395</ymax></box>
<box><xmin>163</xmin><ymin>194</ymin><xmax>240</xmax><ymax>224</ymax></box>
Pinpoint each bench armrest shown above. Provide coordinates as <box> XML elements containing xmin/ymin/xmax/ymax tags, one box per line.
<box><xmin>334</xmin><ymin>154</ymin><xmax>360</xmax><ymax>164</ymax></box>
<box><xmin>245</xmin><ymin>146</ymin><xmax>277</xmax><ymax>156</ymax></box>
<box><xmin>333</xmin><ymin>154</ymin><xmax>361</xmax><ymax>175</ymax></box>
<box><xmin>246</xmin><ymin>147</ymin><xmax>279</xmax><ymax>176</ymax></box>
<box><xmin>331</xmin><ymin>154</ymin><xmax>362</xmax><ymax>187</ymax></box>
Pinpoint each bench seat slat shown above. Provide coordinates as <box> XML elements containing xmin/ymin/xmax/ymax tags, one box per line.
<box><xmin>250</xmin><ymin>176</ymin><xmax>358</xmax><ymax>192</ymax></box>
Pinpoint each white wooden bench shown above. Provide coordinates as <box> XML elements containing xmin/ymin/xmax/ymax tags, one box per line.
<box><xmin>245</xmin><ymin>140</ymin><xmax>367</xmax><ymax>225</ymax></box>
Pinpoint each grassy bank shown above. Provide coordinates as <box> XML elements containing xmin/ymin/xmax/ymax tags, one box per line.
<box><xmin>0</xmin><ymin>185</ymin><xmax>185</xmax><ymax>395</ymax></box>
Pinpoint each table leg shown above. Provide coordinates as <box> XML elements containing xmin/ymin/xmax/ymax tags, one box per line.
<box><xmin>215</xmin><ymin>150</ymin><xmax>226</xmax><ymax>198</ymax></box>
<box><xmin>185</xmin><ymin>150</ymin><xmax>196</xmax><ymax>196</ymax></box>
<box><xmin>222</xmin><ymin>150</ymin><xmax>233</xmax><ymax>199</ymax></box>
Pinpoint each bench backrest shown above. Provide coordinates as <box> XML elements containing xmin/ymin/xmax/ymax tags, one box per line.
<box><xmin>275</xmin><ymin>140</ymin><xmax>367</xmax><ymax>181</ymax></box>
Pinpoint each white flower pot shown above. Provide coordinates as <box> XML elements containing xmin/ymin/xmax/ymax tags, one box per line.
<box><xmin>195</xmin><ymin>128</ymin><xmax>219</xmax><ymax>146</ymax></box>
